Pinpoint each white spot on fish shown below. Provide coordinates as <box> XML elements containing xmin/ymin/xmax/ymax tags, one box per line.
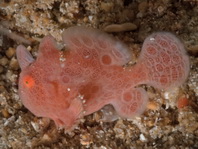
<box><xmin>150</xmin><ymin>37</ymin><xmax>155</xmax><ymax>41</ymax></box>
<box><xmin>59</xmin><ymin>57</ymin><xmax>66</xmax><ymax>62</ymax></box>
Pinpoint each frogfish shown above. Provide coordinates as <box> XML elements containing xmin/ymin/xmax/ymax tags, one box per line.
<box><xmin>16</xmin><ymin>26</ymin><xmax>190</xmax><ymax>130</ymax></box>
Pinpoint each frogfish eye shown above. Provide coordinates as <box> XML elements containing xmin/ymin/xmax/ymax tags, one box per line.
<box><xmin>23</xmin><ymin>75</ymin><xmax>35</xmax><ymax>88</ymax></box>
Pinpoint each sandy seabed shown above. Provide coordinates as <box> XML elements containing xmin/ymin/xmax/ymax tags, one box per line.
<box><xmin>0</xmin><ymin>0</ymin><xmax>198</xmax><ymax>149</ymax></box>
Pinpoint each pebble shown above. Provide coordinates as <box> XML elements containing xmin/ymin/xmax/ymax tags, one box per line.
<box><xmin>9</xmin><ymin>57</ymin><xmax>19</xmax><ymax>70</ymax></box>
<box><xmin>157</xmin><ymin>5</ymin><xmax>165</xmax><ymax>16</ymax></box>
<box><xmin>41</xmin><ymin>134</ymin><xmax>52</xmax><ymax>142</ymax></box>
<box><xmin>140</xmin><ymin>134</ymin><xmax>147</xmax><ymax>142</ymax></box>
<box><xmin>0</xmin><ymin>57</ymin><xmax>8</xmax><ymax>66</ymax></box>
<box><xmin>31</xmin><ymin>121</ymin><xmax>40</xmax><ymax>132</ymax></box>
<box><xmin>138</xmin><ymin>1</ymin><xmax>148</xmax><ymax>13</ymax></box>
<box><xmin>20</xmin><ymin>128</ymin><xmax>28</xmax><ymax>134</ymax></box>
<box><xmin>6</xmin><ymin>70</ymin><xmax>17</xmax><ymax>82</ymax></box>
<box><xmin>100</xmin><ymin>2</ymin><xmax>114</xmax><ymax>12</ymax></box>
<box><xmin>2</xmin><ymin>108</ymin><xmax>10</xmax><ymax>118</ymax></box>
<box><xmin>6</xmin><ymin>47</ymin><xmax>15</xmax><ymax>58</ymax></box>
<box><xmin>80</xmin><ymin>133</ymin><xmax>93</xmax><ymax>146</ymax></box>
<box><xmin>147</xmin><ymin>101</ymin><xmax>159</xmax><ymax>111</ymax></box>
<box><xmin>137</xmin><ymin>1</ymin><xmax>148</xmax><ymax>18</ymax></box>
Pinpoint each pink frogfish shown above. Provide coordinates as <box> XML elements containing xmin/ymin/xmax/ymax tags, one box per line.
<box><xmin>16</xmin><ymin>26</ymin><xmax>190</xmax><ymax>130</ymax></box>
